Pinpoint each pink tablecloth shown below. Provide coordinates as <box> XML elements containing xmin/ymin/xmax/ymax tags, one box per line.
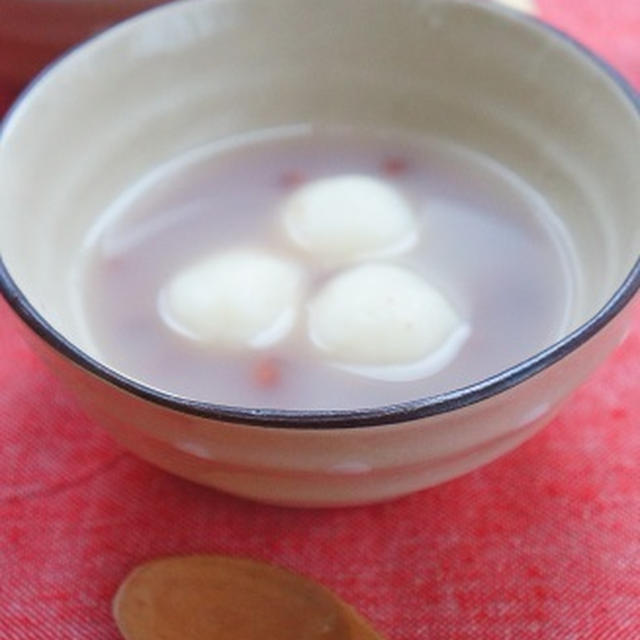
<box><xmin>1</xmin><ymin>2</ymin><xmax>639</xmax><ymax>638</ymax></box>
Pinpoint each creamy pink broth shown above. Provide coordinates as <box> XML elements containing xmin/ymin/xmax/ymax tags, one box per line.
<box><xmin>79</xmin><ymin>127</ymin><xmax>577</xmax><ymax>410</ymax></box>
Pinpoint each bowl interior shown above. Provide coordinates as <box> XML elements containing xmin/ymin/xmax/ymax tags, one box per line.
<box><xmin>1</xmin><ymin>0</ymin><xmax>639</xmax><ymax>388</ymax></box>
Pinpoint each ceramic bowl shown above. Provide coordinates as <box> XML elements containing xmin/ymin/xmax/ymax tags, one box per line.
<box><xmin>1</xmin><ymin>0</ymin><xmax>638</xmax><ymax>506</ymax></box>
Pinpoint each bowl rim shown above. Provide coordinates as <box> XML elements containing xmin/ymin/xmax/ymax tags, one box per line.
<box><xmin>0</xmin><ymin>0</ymin><xmax>639</xmax><ymax>430</ymax></box>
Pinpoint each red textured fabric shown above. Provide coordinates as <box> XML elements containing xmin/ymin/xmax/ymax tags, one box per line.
<box><xmin>1</xmin><ymin>2</ymin><xmax>639</xmax><ymax>638</ymax></box>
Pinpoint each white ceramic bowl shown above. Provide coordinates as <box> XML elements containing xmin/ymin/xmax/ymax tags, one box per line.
<box><xmin>1</xmin><ymin>0</ymin><xmax>638</xmax><ymax>506</ymax></box>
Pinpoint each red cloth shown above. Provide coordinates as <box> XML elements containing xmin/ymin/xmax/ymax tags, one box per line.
<box><xmin>1</xmin><ymin>2</ymin><xmax>639</xmax><ymax>637</ymax></box>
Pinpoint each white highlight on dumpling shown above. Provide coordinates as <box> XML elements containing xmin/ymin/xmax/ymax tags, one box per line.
<box><xmin>159</xmin><ymin>248</ymin><xmax>304</xmax><ymax>349</ymax></box>
<box><xmin>281</xmin><ymin>175</ymin><xmax>418</xmax><ymax>263</ymax></box>
<box><xmin>308</xmin><ymin>263</ymin><xmax>469</xmax><ymax>380</ymax></box>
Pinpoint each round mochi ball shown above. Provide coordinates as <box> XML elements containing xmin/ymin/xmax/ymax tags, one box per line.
<box><xmin>159</xmin><ymin>248</ymin><xmax>304</xmax><ymax>349</ymax></box>
<box><xmin>280</xmin><ymin>175</ymin><xmax>417</xmax><ymax>262</ymax></box>
<box><xmin>308</xmin><ymin>263</ymin><xmax>464</xmax><ymax>367</ymax></box>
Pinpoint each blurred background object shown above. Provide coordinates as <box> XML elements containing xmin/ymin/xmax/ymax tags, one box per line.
<box><xmin>0</xmin><ymin>0</ymin><xmax>166</xmax><ymax>112</ymax></box>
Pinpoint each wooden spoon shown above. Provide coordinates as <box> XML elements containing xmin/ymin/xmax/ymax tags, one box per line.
<box><xmin>113</xmin><ymin>555</ymin><xmax>385</xmax><ymax>640</ymax></box>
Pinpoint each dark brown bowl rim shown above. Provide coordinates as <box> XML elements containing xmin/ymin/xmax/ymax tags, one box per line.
<box><xmin>1</xmin><ymin>2</ymin><xmax>639</xmax><ymax>429</ymax></box>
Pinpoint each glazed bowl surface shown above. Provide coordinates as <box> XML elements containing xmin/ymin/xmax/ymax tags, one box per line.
<box><xmin>1</xmin><ymin>0</ymin><xmax>638</xmax><ymax>506</ymax></box>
